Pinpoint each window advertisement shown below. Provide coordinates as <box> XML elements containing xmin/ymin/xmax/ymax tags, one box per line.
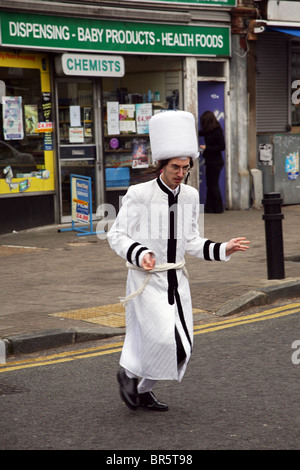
<box><xmin>0</xmin><ymin>12</ymin><xmax>230</xmax><ymax>57</ymax></box>
<box><xmin>71</xmin><ymin>175</ymin><xmax>90</xmax><ymax>224</ymax></box>
<box><xmin>0</xmin><ymin>51</ymin><xmax>55</xmax><ymax>196</ymax></box>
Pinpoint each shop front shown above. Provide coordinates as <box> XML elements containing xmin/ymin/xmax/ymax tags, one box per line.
<box><xmin>0</xmin><ymin>7</ymin><xmax>232</xmax><ymax>230</ymax></box>
<box><xmin>55</xmin><ymin>53</ymin><xmax>187</xmax><ymax>220</ymax></box>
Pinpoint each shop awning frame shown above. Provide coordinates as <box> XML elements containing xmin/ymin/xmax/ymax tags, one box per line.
<box><xmin>258</xmin><ymin>20</ymin><xmax>300</xmax><ymax>38</ymax></box>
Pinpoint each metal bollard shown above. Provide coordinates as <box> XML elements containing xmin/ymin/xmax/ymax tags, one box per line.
<box><xmin>262</xmin><ymin>192</ymin><xmax>285</xmax><ymax>280</ymax></box>
<box><xmin>0</xmin><ymin>340</ymin><xmax>6</xmax><ymax>364</ymax></box>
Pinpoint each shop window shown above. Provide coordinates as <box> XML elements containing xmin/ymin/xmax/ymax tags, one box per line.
<box><xmin>57</xmin><ymin>82</ymin><xmax>94</xmax><ymax>145</ymax></box>
<box><xmin>291</xmin><ymin>42</ymin><xmax>300</xmax><ymax>127</ymax></box>
<box><xmin>0</xmin><ymin>67</ymin><xmax>46</xmax><ymax>180</ymax></box>
<box><xmin>101</xmin><ymin>56</ymin><xmax>183</xmax><ymax>200</ymax></box>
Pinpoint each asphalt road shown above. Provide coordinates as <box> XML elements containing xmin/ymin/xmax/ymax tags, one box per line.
<box><xmin>0</xmin><ymin>299</ymin><xmax>299</xmax><ymax>453</ymax></box>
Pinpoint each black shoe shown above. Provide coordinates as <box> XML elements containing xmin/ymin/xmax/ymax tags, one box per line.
<box><xmin>117</xmin><ymin>368</ymin><xmax>139</xmax><ymax>410</ymax></box>
<box><xmin>139</xmin><ymin>391</ymin><xmax>169</xmax><ymax>411</ymax></box>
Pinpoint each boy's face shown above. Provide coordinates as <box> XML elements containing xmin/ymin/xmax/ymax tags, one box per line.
<box><xmin>161</xmin><ymin>157</ymin><xmax>190</xmax><ymax>190</ymax></box>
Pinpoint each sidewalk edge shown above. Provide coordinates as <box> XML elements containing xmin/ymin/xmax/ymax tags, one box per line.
<box><xmin>4</xmin><ymin>326</ymin><xmax>125</xmax><ymax>356</ymax></box>
<box><xmin>216</xmin><ymin>279</ymin><xmax>300</xmax><ymax>317</ymax></box>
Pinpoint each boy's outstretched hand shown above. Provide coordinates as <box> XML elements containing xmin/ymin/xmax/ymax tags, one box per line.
<box><xmin>226</xmin><ymin>237</ymin><xmax>250</xmax><ymax>256</ymax></box>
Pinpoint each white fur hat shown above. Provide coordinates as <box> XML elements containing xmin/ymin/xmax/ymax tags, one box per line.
<box><xmin>149</xmin><ymin>110</ymin><xmax>199</xmax><ymax>162</ymax></box>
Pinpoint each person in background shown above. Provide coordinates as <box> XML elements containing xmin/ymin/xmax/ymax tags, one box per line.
<box><xmin>199</xmin><ymin>110</ymin><xmax>225</xmax><ymax>213</ymax></box>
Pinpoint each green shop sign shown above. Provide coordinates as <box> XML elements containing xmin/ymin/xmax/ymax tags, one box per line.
<box><xmin>0</xmin><ymin>12</ymin><xmax>230</xmax><ymax>57</ymax></box>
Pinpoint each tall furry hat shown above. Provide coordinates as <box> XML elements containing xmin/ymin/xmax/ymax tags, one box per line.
<box><xmin>149</xmin><ymin>110</ymin><xmax>199</xmax><ymax>162</ymax></box>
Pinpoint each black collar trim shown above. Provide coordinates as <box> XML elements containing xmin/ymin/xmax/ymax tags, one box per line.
<box><xmin>156</xmin><ymin>176</ymin><xmax>181</xmax><ymax>199</ymax></box>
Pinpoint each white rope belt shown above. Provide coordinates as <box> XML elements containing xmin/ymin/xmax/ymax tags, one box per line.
<box><xmin>119</xmin><ymin>259</ymin><xmax>188</xmax><ymax>305</ymax></box>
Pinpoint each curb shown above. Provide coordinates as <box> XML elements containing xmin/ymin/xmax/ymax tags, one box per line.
<box><xmin>3</xmin><ymin>279</ymin><xmax>300</xmax><ymax>356</ymax></box>
<box><xmin>4</xmin><ymin>326</ymin><xmax>125</xmax><ymax>356</ymax></box>
<box><xmin>216</xmin><ymin>279</ymin><xmax>300</xmax><ymax>317</ymax></box>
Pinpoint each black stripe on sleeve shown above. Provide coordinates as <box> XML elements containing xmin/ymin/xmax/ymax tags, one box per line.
<box><xmin>135</xmin><ymin>246</ymin><xmax>148</xmax><ymax>267</ymax></box>
<box><xmin>203</xmin><ymin>240</ymin><xmax>213</xmax><ymax>261</ymax></box>
<box><xmin>213</xmin><ymin>243</ymin><xmax>221</xmax><ymax>261</ymax></box>
<box><xmin>127</xmin><ymin>242</ymin><xmax>140</xmax><ymax>263</ymax></box>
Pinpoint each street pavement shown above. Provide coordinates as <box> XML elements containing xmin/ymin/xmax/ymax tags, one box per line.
<box><xmin>1</xmin><ymin>204</ymin><xmax>300</xmax><ymax>355</ymax></box>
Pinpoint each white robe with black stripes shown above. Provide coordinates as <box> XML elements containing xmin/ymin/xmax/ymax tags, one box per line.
<box><xmin>107</xmin><ymin>177</ymin><xmax>229</xmax><ymax>381</ymax></box>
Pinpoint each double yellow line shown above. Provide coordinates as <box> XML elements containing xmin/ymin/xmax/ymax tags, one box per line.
<box><xmin>0</xmin><ymin>341</ymin><xmax>123</xmax><ymax>374</ymax></box>
<box><xmin>1</xmin><ymin>303</ymin><xmax>300</xmax><ymax>374</ymax></box>
<box><xmin>194</xmin><ymin>302</ymin><xmax>300</xmax><ymax>335</ymax></box>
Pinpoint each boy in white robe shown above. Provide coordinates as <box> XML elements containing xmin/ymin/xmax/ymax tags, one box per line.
<box><xmin>107</xmin><ymin>111</ymin><xmax>249</xmax><ymax>411</ymax></box>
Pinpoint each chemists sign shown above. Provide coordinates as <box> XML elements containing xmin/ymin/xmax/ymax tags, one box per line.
<box><xmin>0</xmin><ymin>12</ymin><xmax>230</xmax><ymax>56</ymax></box>
<box><xmin>56</xmin><ymin>53</ymin><xmax>125</xmax><ymax>77</ymax></box>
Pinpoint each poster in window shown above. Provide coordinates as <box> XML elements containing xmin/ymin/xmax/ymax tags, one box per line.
<box><xmin>42</xmin><ymin>92</ymin><xmax>52</xmax><ymax>123</ymax></box>
<box><xmin>2</xmin><ymin>96</ymin><xmax>24</xmax><ymax>140</ymax></box>
<box><xmin>69</xmin><ymin>127</ymin><xmax>84</xmax><ymax>143</ymax></box>
<box><xmin>24</xmin><ymin>105</ymin><xmax>38</xmax><ymax>135</ymax></box>
<box><xmin>119</xmin><ymin>104</ymin><xmax>136</xmax><ymax>134</ymax></box>
<box><xmin>70</xmin><ymin>105</ymin><xmax>81</xmax><ymax>127</ymax></box>
<box><xmin>132</xmin><ymin>139</ymin><xmax>148</xmax><ymax>169</ymax></box>
<box><xmin>107</xmin><ymin>101</ymin><xmax>119</xmax><ymax>135</ymax></box>
<box><xmin>136</xmin><ymin>103</ymin><xmax>152</xmax><ymax>134</ymax></box>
